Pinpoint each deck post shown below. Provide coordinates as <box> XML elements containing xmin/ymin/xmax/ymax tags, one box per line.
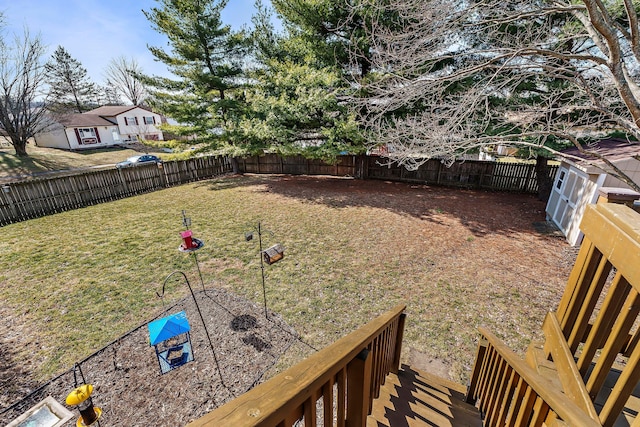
<box><xmin>392</xmin><ymin>313</ymin><xmax>406</xmax><ymax>373</ymax></box>
<box><xmin>466</xmin><ymin>338</ymin><xmax>488</xmax><ymax>404</ymax></box>
<box><xmin>346</xmin><ymin>348</ymin><xmax>372</xmax><ymax>427</ymax></box>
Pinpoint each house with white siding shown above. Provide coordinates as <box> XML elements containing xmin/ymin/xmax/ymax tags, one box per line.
<box><xmin>34</xmin><ymin>106</ymin><xmax>164</xmax><ymax>150</ymax></box>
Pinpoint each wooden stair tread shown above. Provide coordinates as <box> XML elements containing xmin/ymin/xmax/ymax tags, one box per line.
<box><xmin>367</xmin><ymin>365</ymin><xmax>482</xmax><ymax>427</ymax></box>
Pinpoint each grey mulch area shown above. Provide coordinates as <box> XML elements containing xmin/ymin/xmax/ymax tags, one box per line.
<box><xmin>532</xmin><ymin>220</ymin><xmax>565</xmax><ymax>237</ymax></box>
<box><xmin>0</xmin><ymin>287</ymin><xmax>300</xmax><ymax>426</ymax></box>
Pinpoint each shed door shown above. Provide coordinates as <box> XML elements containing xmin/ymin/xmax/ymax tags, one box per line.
<box><xmin>547</xmin><ymin>166</ymin><xmax>587</xmax><ymax>234</ymax></box>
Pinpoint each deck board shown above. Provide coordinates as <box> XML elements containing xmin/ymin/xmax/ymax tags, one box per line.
<box><xmin>367</xmin><ymin>364</ymin><xmax>482</xmax><ymax>427</ymax></box>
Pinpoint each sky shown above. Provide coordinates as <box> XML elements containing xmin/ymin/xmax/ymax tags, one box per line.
<box><xmin>0</xmin><ymin>0</ymin><xmax>262</xmax><ymax>84</ymax></box>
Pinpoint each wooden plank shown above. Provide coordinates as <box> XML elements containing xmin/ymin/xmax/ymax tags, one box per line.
<box><xmin>322</xmin><ymin>379</ymin><xmax>333</xmax><ymax>427</ymax></box>
<box><xmin>580</xmin><ymin>204</ymin><xmax>640</xmax><ymax>291</ymax></box>
<box><xmin>488</xmin><ymin>363</ymin><xmax>513</xmax><ymax>426</ymax></box>
<box><xmin>530</xmin><ymin>397</ymin><xmax>549</xmax><ymax>427</ymax></box>
<box><xmin>567</xmin><ymin>257</ymin><xmax>612</xmax><ymax>352</ymax></box>
<box><xmin>577</xmin><ymin>273</ymin><xmax>631</xmax><ymax>375</ymax></box>
<box><xmin>466</xmin><ymin>339</ymin><xmax>487</xmax><ymax>404</ymax></box>
<box><xmin>542</xmin><ymin>312</ymin><xmax>599</xmax><ymax>421</ymax></box>
<box><xmin>557</xmin><ymin>238</ymin><xmax>602</xmax><ymax>337</ymax></box>
<box><xmin>556</xmin><ymin>237</ymin><xmax>593</xmax><ymax>323</ymax></box>
<box><xmin>337</xmin><ymin>368</ymin><xmax>346</xmax><ymax>427</ymax></box>
<box><xmin>513</xmin><ymin>385</ymin><xmax>537</xmax><ymax>427</ymax></box>
<box><xmin>599</xmin><ymin>337</ymin><xmax>640</xmax><ymax>427</ymax></box>
<box><xmin>505</xmin><ymin>375</ymin><xmax>526</xmax><ymax>427</ymax></box>
<box><xmin>479</xmin><ymin>328</ymin><xmax>601</xmax><ymax>427</ymax></box>
<box><xmin>188</xmin><ymin>305</ymin><xmax>405</xmax><ymax>427</ymax></box>
<box><xmin>586</xmin><ymin>283</ymin><xmax>638</xmax><ymax>399</ymax></box>
<box><xmin>303</xmin><ymin>391</ymin><xmax>318</xmax><ymax>427</ymax></box>
<box><xmin>485</xmin><ymin>359</ymin><xmax>508</xmax><ymax>422</ymax></box>
<box><xmin>347</xmin><ymin>348</ymin><xmax>372</xmax><ymax>427</ymax></box>
<box><xmin>392</xmin><ymin>313</ymin><xmax>405</xmax><ymax>373</ymax></box>
<box><xmin>479</xmin><ymin>348</ymin><xmax>499</xmax><ymax>410</ymax></box>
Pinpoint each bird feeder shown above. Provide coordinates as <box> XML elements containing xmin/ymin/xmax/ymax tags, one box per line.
<box><xmin>263</xmin><ymin>243</ymin><xmax>285</xmax><ymax>265</ymax></box>
<box><xmin>148</xmin><ymin>311</ymin><xmax>194</xmax><ymax>374</ymax></box>
<box><xmin>179</xmin><ymin>230</ymin><xmax>204</xmax><ymax>252</ymax></box>
<box><xmin>65</xmin><ymin>384</ymin><xmax>102</xmax><ymax>427</ymax></box>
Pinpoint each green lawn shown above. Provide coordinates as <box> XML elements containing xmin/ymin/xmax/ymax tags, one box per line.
<box><xmin>0</xmin><ymin>174</ymin><xmax>570</xmax><ymax>385</ymax></box>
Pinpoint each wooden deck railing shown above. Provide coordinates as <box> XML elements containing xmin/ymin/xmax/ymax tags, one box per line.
<box><xmin>187</xmin><ymin>304</ymin><xmax>406</xmax><ymax>427</ymax></box>
<box><xmin>466</xmin><ymin>328</ymin><xmax>601</xmax><ymax>427</ymax></box>
<box><xmin>468</xmin><ymin>203</ymin><xmax>640</xmax><ymax>427</ymax></box>
<box><xmin>555</xmin><ymin>203</ymin><xmax>640</xmax><ymax>427</ymax></box>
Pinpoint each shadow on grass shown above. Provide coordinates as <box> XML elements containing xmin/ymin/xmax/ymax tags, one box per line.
<box><xmin>201</xmin><ymin>173</ymin><xmax>553</xmax><ymax>239</ymax></box>
<box><xmin>0</xmin><ymin>152</ymin><xmax>76</xmax><ymax>180</ymax></box>
<box><xmin>0</xmin><ymin>146</ymin><xmax>132</xmax><ymax>180</ymax></box>
<box><xmin>0</xmin><ymin>338</ymin><xmax>33</xmax><ymax>410</ymax></box>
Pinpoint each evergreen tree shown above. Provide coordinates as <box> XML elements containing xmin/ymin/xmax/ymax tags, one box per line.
<box><xmin>44</xmin><ymin>46</ymin><xmax>99</xmax><ymax>114</ymax></box>
<box><xmin>141</xmin><ymin>0</ymin><xmax>249</xmax><ymax>154</ymax></box>
<box><xmin>270</xmin><ymin>0</ymin><xmax>383</xmax><ymax>78</ymax></box>
<box><xmin>234</xmin><ymin>2</ymin><xmax>364</xmax><ymax>161</ymax></box>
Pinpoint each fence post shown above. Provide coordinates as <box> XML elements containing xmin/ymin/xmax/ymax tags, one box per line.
<box><xmin>117</xmin><ymin>168</ymin><xmax>130</xmax><ymax>195</ymax></box>
<box><xmin>1</xmin><ymin>184</ymin><xmax>18</xmax><ymax>223</ymax></box>
<box><xmin>346</xmin><ymin>348</ymin><xmax>372</xmax><ymax>427</ymax></box>
<box><xmin>523</xmin><ymin>164</ymin><xmax>534</xmax><ymax>192</ymax></box>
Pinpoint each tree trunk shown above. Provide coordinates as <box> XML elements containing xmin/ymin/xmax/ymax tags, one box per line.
<box><xmin>535</xmin><ymin>155</ymin><xmax>552</xmax><ymax>202</ymax></box>
<box><xmin>10</xmin><ymin>136</ymin><xmax>29</xmax><ymax>157</ymax></box>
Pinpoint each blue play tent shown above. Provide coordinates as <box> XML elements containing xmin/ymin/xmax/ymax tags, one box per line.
<box><xmin>148</xmin><ymin>311</ymin><xmax>194</xmax><ymax>374</ymax></box>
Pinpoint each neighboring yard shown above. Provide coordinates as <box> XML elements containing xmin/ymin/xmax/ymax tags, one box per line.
<box><xmin>0</xmin><ymin>174</ymin><xmax>573</xmax><ymax>422</ymax></box>
<box><xmin>0</xmin><ymin>143</ymin><xmax>158</xmax><ymax>181</ymax></box>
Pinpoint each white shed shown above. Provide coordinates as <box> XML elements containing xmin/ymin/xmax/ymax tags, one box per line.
<box><xmin>545</xmin><ymin>138</ymin><xmax>640</xmax><ymax>245</ymax></box>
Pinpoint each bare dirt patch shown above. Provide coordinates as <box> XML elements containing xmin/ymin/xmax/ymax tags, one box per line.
<box><xmin>1</xmin><ymin>287</ymin><xmax>302</xmax><ymax>426</ymax></box>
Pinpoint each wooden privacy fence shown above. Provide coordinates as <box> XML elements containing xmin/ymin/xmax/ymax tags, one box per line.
<box><xmin>188</xmin><ymin>304</ymin><xmax>406</xmax><ymax>427</ymax></box>
<box><xmin>0</xmin><ymin>156</ymin><xmax>232</xmax><ymax>226</ymax></box>
<box><xmin>237</xmin><ymin>154</ymin><xmax>558</xmax><ymax>193</ymax></box>
<box><xmin>1</xmin><ymin>154</ymin><xmax>555</xmax><ymax>226</ymax></box>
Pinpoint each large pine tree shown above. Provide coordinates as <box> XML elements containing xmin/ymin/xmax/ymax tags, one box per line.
<box><xmin>141</xmin><ymin>0</ymin><xmax>249</xmax><ymax>154</ymax></box>
<box><xmin>44</xmin><ymin>46</ymin><xmax>99</xmax><ymax>114</ymax></box>
<box><xmin>233</xmin><ymin>2</ymin><xmax>364</xmax><ymax>161</ymax></box>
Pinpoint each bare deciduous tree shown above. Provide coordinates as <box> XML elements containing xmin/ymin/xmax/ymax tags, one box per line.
<box><xmin>103</xmin><ymin>56</ymin><xmax>148</xmax><ymax>106</ymax></box>
<box><xmin>350</xmin><ymin>0</ymin><xmax>640</xmax><ymax>192</ymax></box>
<box><xmin>0</xmin><ymin>27</ymin><xmax>49</xmax><ymax>157</ymax></box>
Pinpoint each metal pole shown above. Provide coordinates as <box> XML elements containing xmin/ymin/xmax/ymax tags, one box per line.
<box><xmin>192</xmin><ymin>252</ymin><xmax>206</xmax><ymax>293</ymax></box>
<box><xmin>159</xmin><ymin>271</ymin><xmax>229</xmax><ymax>391</ymax></box>
<box><xmin>258</xmin><ymin>222</ymin><xmax>268</xmax><ymax>319</ymax></box>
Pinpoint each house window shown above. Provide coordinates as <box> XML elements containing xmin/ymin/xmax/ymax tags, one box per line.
<box><xmin>144</xmin><ymin>116</ymin><xmax>155</xmax><ymax>125</ymax></box>
<box><xmin>77</xmin><ymin>128</ymin><xmax>98</xmax><ymax>144</ymax></box>
<box><xmin>79</xmin><ymin>128</ymin><xmax>96</xmax><ymax>138</ymax></box>
<box><xmin>125</xmin><ymin>116</ymin><xmax>138</xmax><ymax>126</ymax></box>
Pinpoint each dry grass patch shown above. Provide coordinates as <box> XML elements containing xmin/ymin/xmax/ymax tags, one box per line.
<box><xmin>0</xmin><ymin>174</ymin><xmax>572</xmax><ymax>407</ymax></box>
